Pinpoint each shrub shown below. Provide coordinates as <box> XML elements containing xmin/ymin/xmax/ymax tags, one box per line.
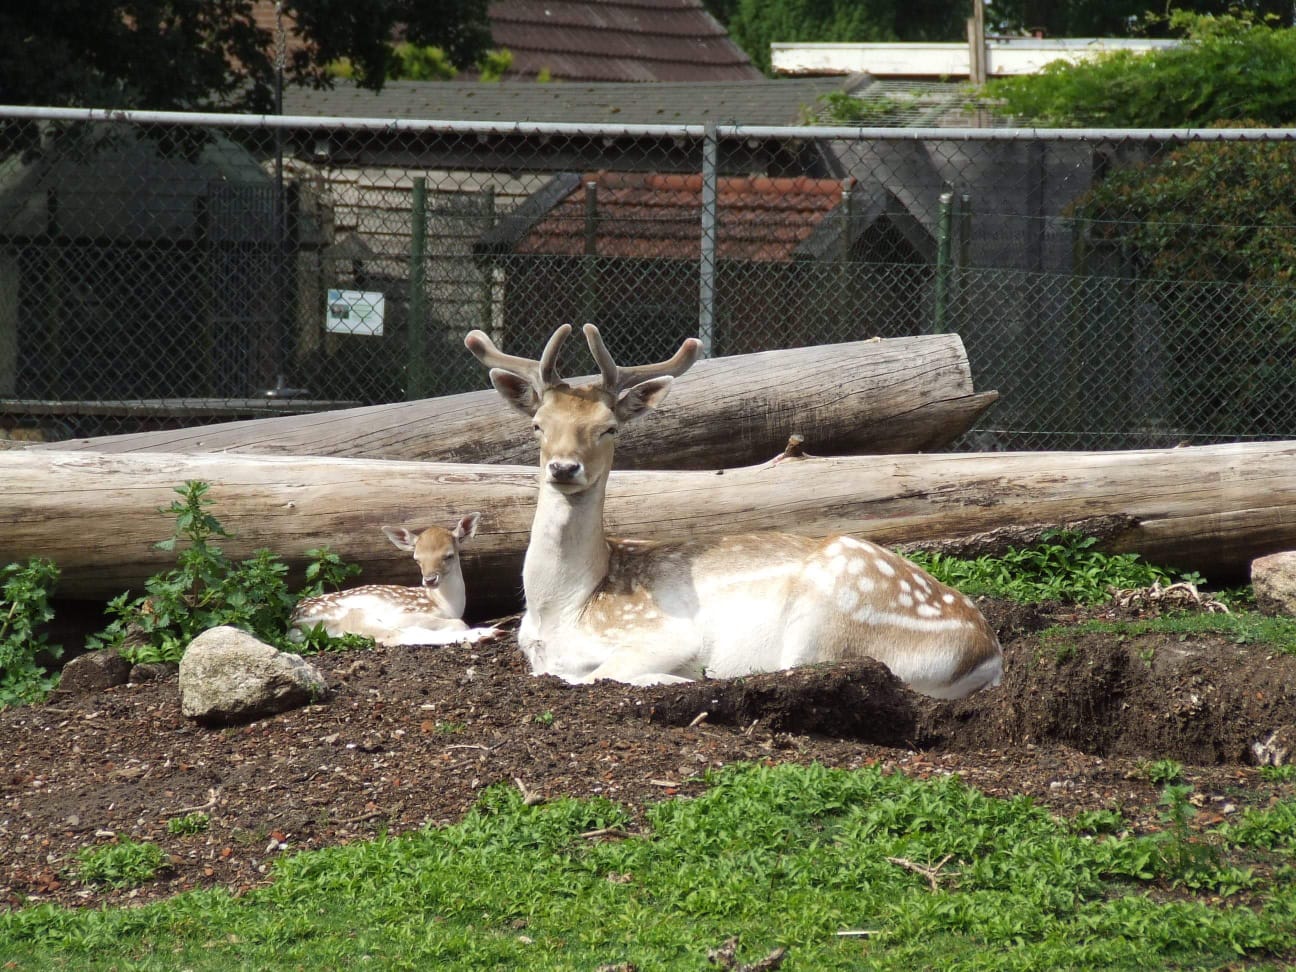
<box><xmin>987</xmin><ymin>14</ymin><xmax>1296</xmax><ymax>128</ymax></box>
<box><xmin>89</xmin><ymin>481</ymin><xmax>362</xmax><ymax>663</ymax></box>
<box><xmin>911</xmin><ymin>530</ymin><xmax>1183</xmax><ymax>604</ymax></box>
<box><xmin>0</xmin><ymin>558</ymin><xmax>62</xmax><ymax>708</ymax></box>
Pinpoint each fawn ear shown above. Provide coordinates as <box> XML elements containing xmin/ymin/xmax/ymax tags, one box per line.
<box><xmin>455</xmin><ymin>512</ymin><xmax>481</xmax><ymax>542</ymax></box>
<box><xmin>615</xmin><ymin>376</ymin><xmax>673</xmax><ymax>422</ymax></box>
<box><xmin>381</xmin><ymin>525</ymin><xmax>418</xmax><ymax>552</ymax></box>
<box><xmin>489</xmin><ymin>369</ymin><xmax>542</xmax><ymax>416</ymax></box>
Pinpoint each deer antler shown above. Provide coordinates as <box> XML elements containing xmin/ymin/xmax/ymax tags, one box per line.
<box><xmin>464</xmin><ymin>325</ymin><xmax>572</xmax><ymax>390</ymax></box>
<box><xmin>582</xmin><ymin>323</ymin><xmax>702</xmax><ymax>394</ymax></box>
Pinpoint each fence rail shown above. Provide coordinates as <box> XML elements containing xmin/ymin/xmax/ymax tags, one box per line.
<box><xmin>3</xmin><ymin>105</ymin><xmax>1295</xmax><ymax>449</ymax></box>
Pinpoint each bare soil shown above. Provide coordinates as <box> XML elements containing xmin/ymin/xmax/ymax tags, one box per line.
<box><xmin>4</xmin><ymin>599</ymin><xmax>1296</xmax><ymax>912</ymax></box>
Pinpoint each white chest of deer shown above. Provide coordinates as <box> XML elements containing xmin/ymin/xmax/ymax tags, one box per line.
<box><xmin>467</xmin><ymin>324</ymin><xmax>1002</xmax><ymax>699</ymax></box>
<box><xmin>288</xmin><ymin>514</ymin><xmax>484</xmax><ymax>647</ymax></box>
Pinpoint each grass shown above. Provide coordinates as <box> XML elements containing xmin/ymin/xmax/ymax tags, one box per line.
<box><xmin>4</xmin><ymin>763</ymin><xmax>1296</xmax><ymax>970</ymax></box>
<box><xmin>1042</xmin><ymin>611</ymin><xmax>1296</xmax><ymax>656</ymax></box>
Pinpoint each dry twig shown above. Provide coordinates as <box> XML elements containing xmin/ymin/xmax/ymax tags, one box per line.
<box><xmin>514</xmin><ymin>777</ymin><xmax>544</xmax><ymax>806</ymax></box>
<box><xmin>1108</xmin><ymin>580</ymin><xmax>1229</xmax><ymax>615</ymax></box>
<box><xmin>707</xmin><ymin>936</ymin><xmax>788</xmax><ymax>971</ymax></box>
<box><xmin>885</xmin><ymin>854</ymin><xmax>955</xmax><ymax>892</ymax></box>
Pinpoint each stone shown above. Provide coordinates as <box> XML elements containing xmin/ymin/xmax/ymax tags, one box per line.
<box><xmin>178</xmin><ymin>626</ymin><xmax>329</xmax><ymax>726</ymax></box>
<box><xmin>1251</xmin><ymin>551</ymin><xmax>1296</xmax><ymax>618</ymax></box>
<box><xmin>58</xmin><ymin>650</ymin><xmax>131</xmax><ymax>694</ymax></box>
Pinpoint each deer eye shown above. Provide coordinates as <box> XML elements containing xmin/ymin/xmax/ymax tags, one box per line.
<box><xmin>532</xmin><ymin>422</ymin><xmax>542</xmax><ymax>435</ymax></box>
<box><xmin>443</xmin><ymin>552</ymin><xmax>455</xmax><ymax>562</ymax></box>
<box><xmin>601</xmin><ymin>426</ymin><xmax>618</xmax><ymax>438</ymax></box>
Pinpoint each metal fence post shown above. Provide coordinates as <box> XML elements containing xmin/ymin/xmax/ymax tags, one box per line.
<box><xmin>933</xmin><ymin>191</ymin><xmax>954</xmax><ymax>334</ymax></box>
<box><xmin>698</xmin><ymin>124</ymin><xmax>718</xmax><ymax>358</ymax></box>
<box><xmin>407</xmin><ymin>176</ymin><xmax>429</xmax><ymax>401</ymax></box>
<box><xmin>583</xmin><ymin>180</ymin><xmax>599</xmax><ymax>324</ymax></box>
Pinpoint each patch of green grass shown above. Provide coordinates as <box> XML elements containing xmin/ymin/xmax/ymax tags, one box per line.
<box><xmin>1043</xmin><ymin>611</ymin><xmax>1296</xmax><ymax>656</ymax></box>
<box><xmin>5</xmin><ymin>764</ymin><xmax>1296</xmax><ymax>970</ymax></box>
<box><xmin>910</xmin><ymin>530</ymin><xmax>1188</xmax><ymax>605</ymax></box>
<box><xmin>73</xmin><ymin>840</ymin><xmax>168</xmax><ymax>889</ymax></box>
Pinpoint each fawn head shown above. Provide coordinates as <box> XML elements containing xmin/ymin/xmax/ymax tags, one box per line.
<box><xmin>381</xmin><ymin>512</ymin><xmax>480</xmax><ymax>589</ymax></box>
<box><xmin>465</xmin><ymin>324</ymin><xmax>701</xmax><ymax>494</ymax></box>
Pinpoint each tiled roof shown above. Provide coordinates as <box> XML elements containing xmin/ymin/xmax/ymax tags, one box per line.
<box><xmin>495</xmin><ymin>171</ymin><xmax>850</xmax><ymax>262</ymax></box>
<box><xmin>282</xmin><ymin>76</ymin><xmax>866</xmax><ymax>126</ymax></box>
<box><xmin>251</xmin><ymin>0</ymin><xmax>760</xmax><ymax>84</ymax></box>
<box><xmin>488</xmin><ymin>0</ymin><xmax>761</xmax><ymax>82</ymax></box>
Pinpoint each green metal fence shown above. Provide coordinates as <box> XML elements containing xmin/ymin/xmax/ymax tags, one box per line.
<box><xmin>2</xmin><ymin>106</ymin><xmax>1294</xmax><ymax>450</ymax></box>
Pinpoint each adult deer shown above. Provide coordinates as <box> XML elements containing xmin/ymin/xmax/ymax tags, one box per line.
<box><xmin>465</xmin><ymin>324</ymin><xmax>1002</xmax><ymax>698</ymax></box>
<box><xmin>288</xmin><ymin>513</ymin><xmax>496</xmax><ymax>646</ymax></box>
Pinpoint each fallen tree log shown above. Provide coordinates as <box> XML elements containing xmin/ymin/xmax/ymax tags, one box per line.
<box><xmin>3</xmin><ymin>442</ymin><xmax>1294</xmax><ymax>615</ymax></box>
<box><xmin>38</xmin><ymin>335</ymin><xmax>997</xmax><ymax>468</ymax></box>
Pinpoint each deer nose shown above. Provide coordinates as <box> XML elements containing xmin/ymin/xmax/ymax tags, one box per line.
<box><xmin>547</xmin><ymin>460</ymin><xmax>583</xmax><ymax>483</ymax></box>
<box><xmin>422</xmin><ymin>572</ymin><xmax>441</xmax><ymax>589</ymax></box>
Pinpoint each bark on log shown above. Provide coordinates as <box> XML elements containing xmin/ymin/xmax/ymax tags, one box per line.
<box><xmin>3</xmin><ymin>442</ymin><xmax>1293</xmax><ymax>615</ymax></box>
<box><xmin>38</xmin><ymin>336</ymin><xmax>997</xmax><ymax>468</ymax></box>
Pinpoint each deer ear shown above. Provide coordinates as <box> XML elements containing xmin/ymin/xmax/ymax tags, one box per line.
<box><xmin>455</xmin><ymin>512</ymin><xmax>481</xmax><ymax>541</ymax></box>
<box><xmin>382</xmin><ymin>525</ymin><xmax>418</xmax><ymax>551</ymax></box>
<box><xmin>615</xmin><ymin>376</ymin><xmax>673</xmax><ymax>422</ymax></box>
<box><xmin>489</xmin><ymin>369</ymin><xmax>542</xmax><ymax>416</ymax></box>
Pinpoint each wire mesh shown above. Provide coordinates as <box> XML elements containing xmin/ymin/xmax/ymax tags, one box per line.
<box><xmin>2</xmin><ymin>108</ymin><xmax>1294</xmax><ymax>450</ymax></box>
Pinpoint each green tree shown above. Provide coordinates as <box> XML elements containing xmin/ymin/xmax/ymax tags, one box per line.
<box><xmin>987</xmin><ymin>0</ymin><xmax>1292</xmax><ymax>37</ymax></box>
<box><xmin>0</xmin><ymin>0</ymin><xmax>491</xmax><ymax>113</ymax></box>
<box><xmin>988</xmin><ymin>14</ymin><xmax>1296</xmax><ymax>127</ymax></box>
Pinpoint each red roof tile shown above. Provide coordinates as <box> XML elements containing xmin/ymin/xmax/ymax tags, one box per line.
<box><xmin>517</xmin><ymin>171</ymin><xmax>850</xmax><ymax>262</ymax></box>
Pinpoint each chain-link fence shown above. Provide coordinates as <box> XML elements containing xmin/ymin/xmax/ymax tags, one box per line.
<box><xmin>2</xmin><ymin>106</ymin><xmax>1295</xmax><ymax>449</ymax></box>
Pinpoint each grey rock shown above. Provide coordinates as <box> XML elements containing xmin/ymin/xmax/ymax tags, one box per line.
<box><xmin>178</xmin><ymin>626</ymin><xmax>329</xmax><ymax>726</ymax></box>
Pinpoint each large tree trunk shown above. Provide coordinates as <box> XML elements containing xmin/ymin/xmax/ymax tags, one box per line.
<box><xmin>37</xmin><ymin>336</ymin><xmax>996</xmax><ymax>468</ymax></box>
<box><xmin>3</xmin><ymin>442</ymin><xmax>1292</xmax><ymax>615</ymax></box>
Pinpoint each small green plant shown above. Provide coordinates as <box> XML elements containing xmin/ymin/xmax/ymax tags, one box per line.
<box><xmin>166</xmin><ymin>813</ymin><xmax>210</xmax><ymax>836</ymax></box>
<box><xmin>0</xmin><ymin>557</ymin><xmax>62</xmax><ymax>708</ymax></box>
<box><xmin>1259</xmin><ymin>765</ymin><xmax>1296</xmax><ymax>783</ymax></box>
<box><xmin>1071</xmin><ymin>807</ymin><xmax>1126</xmax><ymax>835</ymax></box>
<box><xmin>89</xmin><ymin>481</ymin><xmax>362</xmax><ymax>664</ymax></box>
<box><xmin>74</xmin><ymin>839</ymin><xmax>168</xmax><ymax>888</ymax></box>
<box><xmin>1144</xmin><ymin>759</ymin><xmax>1186</xmax><ymax>786</ymax></box>
<box><xmin>911</xmin><ymin>530</ymin><xmax>1185</xmax><ymax>605</ymax></box>
<box><xmin>534</xmin><ymin>710</ymin><xmax>555</xmax><ymax>727</ymax></box>
<box><xmin>1223</xmin><ymin>799</ymin><xmax>1296</xmax><ymax>851</ymax></box>
<box><xmin>434</xmin><ymin>720</ymin><xmax>466</xmax><ymax>735</ymax></box>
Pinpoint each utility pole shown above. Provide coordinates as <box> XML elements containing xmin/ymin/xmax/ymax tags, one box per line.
<box><xmin>966</xmin><ymin>0</ymin><xmax>987</xmax><ymax>85</ymax></box>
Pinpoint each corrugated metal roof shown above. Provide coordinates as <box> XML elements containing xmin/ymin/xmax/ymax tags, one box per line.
<box><xmin>509</xmin><ymin>171</ymin><xmax>848</xmax><ymax>262</ymax></box>
<box><xmin>282</xmin><ymin>76</ymin><xmax>867</xmax><ymax>126</ymax></box>
<box><xmin>488</xmin><ymin>0</ymin><xmax>761</xmax><ymax>82</ymax></box>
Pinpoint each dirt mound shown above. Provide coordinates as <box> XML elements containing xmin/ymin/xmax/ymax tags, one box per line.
<box><xmin>3</xmin><ymin>604</ymin><xmax>1293</xmax><ymax>911</ymax></box>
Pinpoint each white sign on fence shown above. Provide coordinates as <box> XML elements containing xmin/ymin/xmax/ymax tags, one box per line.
<box><xmin>325</xmin><ymin>289</ymin><xmax>385</xmax><ymax>337</ymax></box>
